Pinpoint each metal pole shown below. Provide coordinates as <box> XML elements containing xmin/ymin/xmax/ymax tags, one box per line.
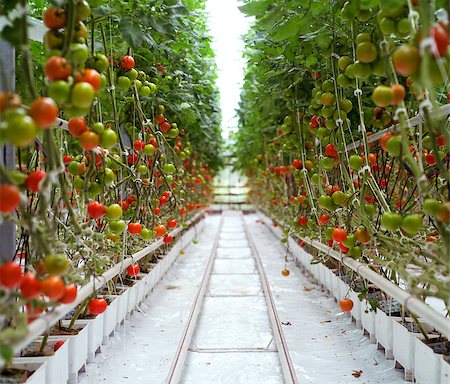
<box><xmin>0</xmin><ymin>39</ymin><xmax>16</xmax><ymax>263</ymax></box>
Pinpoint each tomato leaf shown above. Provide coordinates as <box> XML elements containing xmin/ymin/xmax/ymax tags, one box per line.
<box><xmin>239</xmin><ymin>0</ymin><xmax>272</xmax><ymax>16</ymax></box>
<box><xmin>270</xmin><ymin>16</ymin><xmax>303</xmax><ymax>42</ymax></box>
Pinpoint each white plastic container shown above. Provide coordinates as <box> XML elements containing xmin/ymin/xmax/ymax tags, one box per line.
<box><xmin>74</xmin><ymin>316</ymin><xmax>104</xmax><ymax>363</ymax></box>
<box><xmin>115</xmin><ymin>287</ymin><xmax>129</xmax><ymax>327</ymax></box>
<box><xmin>9</xmin><ymin>359</ymin><xmax>47</xmax><ymax>384</ymax></box>
<box><xmin>360</xmin><ymin>299</ymin><xmax>376</xmax><ymax>343</ymax></box>
<box><xmin>375</xmin><ymin>310</ymin><xmax>396</xmax><ymax>359</ymax></box>
<box><xmin>47</xmin><ymin>321</ymin><xmax>89</xmax><ymax>384</ymax></box>
<box><xmin>414</xmin><ymin>337</ymin><xmax>445</xmax><ymax>384</ymax></box>
<box><xmin>348</xmin><ymin>289</ymin><xmax>362</xmax><ymax>328</ymax></box>
<box><xmin>21</xmin><ymin>338</ymin><xmax>69</xmax><ymax>384</ymax></box>
<box><xmin>441</xmin><ymin>356</ymin><xmax>450</xmax><ymax>384</ymax></box>
<box><xmin>392</xmin><ymin>319</ymin><xmax>421</xmax><ymax>381</ymax></box>
<box><xmin>101</xmin><ymin>295</ymin><xmax>119</xmax><ymax>344</ymax></box>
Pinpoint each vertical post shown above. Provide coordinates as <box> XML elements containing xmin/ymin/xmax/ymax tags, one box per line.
<box><xmin>0</xmin><ymin>39</ymin><xmax>16</xmax><ymax>262</ymax></box>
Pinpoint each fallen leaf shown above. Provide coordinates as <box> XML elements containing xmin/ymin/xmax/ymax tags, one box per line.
<box><xmin>303</xmin><ymin>286</ymin><xmax>314</xmax><ymax>291</ymax></box>
<box><xmin>165</xmin><ymin>285</ymin><xmax>179</xmax><ymax>290</ymax></box>
<box><xmin>352</xmin><ymin>370</ymin><xmax>363</xmax><ymax>378</ymax></box>
<box><xmin>320</xmin><ymin>320</ymin><xmax>332</xmax><ymax>323</ymax></box>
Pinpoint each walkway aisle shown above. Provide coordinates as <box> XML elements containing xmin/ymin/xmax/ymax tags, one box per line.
<box><xmin>78</xmin><ymin>215</ymin><xmax>221</xmax><ymax>384</ymax></box>
<box><xmin>244</xmin><ymin>213</ymin><xmax>405</xmax><ymax>384</ymax></box>
<box><xmin>180</xmin><ymin>211</ymin><xmax>284</xmax><ymax>383</ymax></box>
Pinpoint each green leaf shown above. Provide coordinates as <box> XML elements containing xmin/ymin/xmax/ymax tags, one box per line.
<box><xmin>238</xmin><ymin>0</ymin><xmax>272</xmax><ymax>16</ymax></box>
<box><xmin>0</xmin><ymin>344</ymin><xmax>13</xmax><ymax>364</ymax></box>
<box><xmin>270</xmin><ymin>16</ymin><xmax>302</xmax><ymax>42</ymax></box>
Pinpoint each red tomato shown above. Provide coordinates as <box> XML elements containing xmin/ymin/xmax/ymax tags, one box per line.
<box><xmin>154</xmin><ymin>207</ymin><xmax>161</xmax><ymax>215</ymax></box>
<box><xmin>121</xmin><ymin>55</ymin><xmax>135</xmax><ymax>70</ymax></box>
<box><xmin>159</xmin><ymin>195</ymin><xmax>168</xmax><ymax>206</ymax></box>
<box><xmin>127</xmin><ymin>154</ymin><xmax>138</xmax><ymax>165</ymax></box>
<box><xmin>298</xmin><ymin>216</ymin><xmax>308</xmax><ymax>226</ymax></box>
<box><xmin>134</xmin><ymin>140</ymin><xmax>145</xmax><ymax>152</ymax></box>
<box><xmin>25</xmin><ymin>170</ymin><xmax>47</xmax><ymax>192</ymax></box>
<box><xmin>179</xmin><ymin>207</ymin><xmax>187</xmax><ymax>215</ymax></box>
<box><xmin>325</xmin><ymin>143</ymin><xmax>338</xmax><ymax>158</ymax></box>
<box><xmin>127</xmin><ymin>264</ymin><xmax>140</xmax><ymax>277</ymax></box>
<box><xmin>319</xmin><ymin>214</ymin><xmax>330</xmax><ymax>225</ymax></box>
<box><xmin>118</xmin><ymin>200</ymin><xmax>129</xmax><ymax>211</ymax></box>
<box><xmin>0</xmin><ymin>262</ymin><xmax>22</xmax><ymax>288</ymax></box>
<box><xmin>167</xmin><ymin>219</ymin><xmax>177</xmax><ymax>229</ymax></box>
<box><xmin>53</xmin><ymin>340</ymin><xmax>65</xmax><ymax>351</ymax></box>
<box><xmin>332</xmin><ymin>227</ymin><xmax>347</xmax><ymax>243</ymax></box>
<box><xmin>43</xmin><ymin>7</ymin><xmax>67</xmax><ymax>29</ymax></box>
<box><xmin>29</xmin><ymin>97</ymin><xmax>59</xmax><ymax>129</ymax></box>
<box><xmin>87</xmin><ymin>201</ymin><xmax>106</xmax><ymax>219</ymax></box>
<box><xmin>426</xmin><ymin>152</ymin><xmax>437</xmax><ymax>165</ymax></box>
<box><xmin>430</xmin><ymin>24</ymin><xmax>449</xmax><ymax>57</ymax></box>
<box><xmin>63</xmin><ymin>155</ymin><xmax>73</xmax><ymax>163</ymax></box>
<box><xmin>45</xmin><ymin>56</ymin><xmax>71</xmax><ymax>81</ymax></box>
<box><xmin>339</xmin><ymin>298</ymin><xmax>353</xmax><ymax>312</ymax></box>
<box><xmin>88</xmin><ymin>298</ymin><xmax>107</xmax><ymax>315</ymax></box>
<box><xmin>160</xmin><ymin>121</ymin><xmax>171</xmax><ymax>133</ymax></box>
<box><xmin>163</xmin><ymin>235</ymin><xmax>173</xmax><ymax>244</ymax></box>
<box><xmin>19</xmin><ymin>273</ymin><xmax>41</xmax><ymax>298</ymax></box>
<box><xmin>338</xmin><ymin>242</ymin><xmax>349</xmax><ymax>253</ymax></box>
<box><xmin>74</xmin><ymin>68</ymin><xmax>101</xmax><ymax>91</ymax></box>
<box><xmin>40</xmin><ymin>276</ymin><xmax>65</xmax><ymax>300</ymax></box>
<box><xmin>59</xmin><ymin>284</ymin><xmax>77</xmax><ymax>304</ymax></box>
<box><xmin>292</xmin><ymin>159</ymin><xmax>303</xmax><ymax>169</ymax></box>
<box><xmin>0</xmin><ymin>184</ymin><xmax>21</xmax><ymax>212</ymax></box>
<box><xmin>68</xmin><ymin>117</ymin><xmax>87</xmax><ymax>137</ymax></box>
<box><xmin>156</xmin><ymin>114</ymin><xmax>165</xmax><ymax>124</ymax></box>
<box><xmin>311</xmin><ymin>115</ymin><xmax>320</xmax><ymax>128</ymax></box>
<box><xmin>128</xmin><ymin>222</ymin><xmax>142</xmax><ymax>234</ymax></box>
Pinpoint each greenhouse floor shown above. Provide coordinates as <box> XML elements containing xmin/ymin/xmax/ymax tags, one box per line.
<box><xmin>78</xmin><ymin>211</ymin><xmax>405</xmax><ymax>384</ymax></box>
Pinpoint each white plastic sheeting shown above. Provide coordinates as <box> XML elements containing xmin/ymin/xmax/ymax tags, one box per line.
<box><xmin>244</xmin><ymin>214</ymin><xmax>405</xmax><ymax>384</ymax></box>
<box><xmin>78</xmin><ymin>215</ymin><xmax>221</xmax><ymax>384</ymax></box>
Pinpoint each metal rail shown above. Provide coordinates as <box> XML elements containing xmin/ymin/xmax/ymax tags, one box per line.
<box><xmin>258</xmin><ymin>210</ymin><xmax>450</xmax><ymax>339</ymax></box>
<box><xmin>243</xmin><ymin>216</ymin><xmax>299</xmax><ymax>384</ymax></box>
<box><xmin>345</xmin><ymin>104</ymin><xmax>450</xmax><ymax>152</ymax></box>
<box><xmin>165</xmin><ymin>214</ymin><xmax>224</xmax><ymax>384</ymax></box>
<box><xmin>3</xmin><ymin>210</ymin><xmax>205</xmax><ymax>362</ymax></box>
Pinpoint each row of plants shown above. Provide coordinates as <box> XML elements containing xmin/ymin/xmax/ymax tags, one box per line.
<box><xmin>0</xmin><ymin>0</ymin><xmax>222</xmax><ymax>372</ymax></box>
<box><xmin>235</xmin><ymin>0</ymin><xmax>449</xmax><ymax>312</ymax></box>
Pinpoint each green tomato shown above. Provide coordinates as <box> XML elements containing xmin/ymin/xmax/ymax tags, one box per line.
<box><xmin>106</xmin><ymin>203</ymin><xmax>122</xmax><ymax>220</ymax></box>
<box><xmin>76</xmin><ymin>0</ymin><xmax>91</xmax><ymax>19</ymax></box>
<box><xmin>166</xmin><ymin>128</ymin><xmax>179</xmax><ymax>138</ymax></box>
<box><xmin>109</xmin><ymin>154</ymin><xmax>122</xmax><ymax>170</ymax></box>
<box><xmin>71</xmin><ymin>82</ymin><xmax>95</xmax><ymax>109</ymax></box>
<box><xmin>89</xmin><ymin>53</ymin><xmax>109</xmax><ymax>73</ymax></box>
<box><xmin>92</xmin><ymin>122</ymin><xmax>105</xmax><ymax>134</ymax></box>
<box><xmin>69</xmin><ymin>43</ymin><xmax>89</xmax><ymax>65</ymax></box>
<box><xmin>137</xmin><ymin>165</ymin><xmax>149</xmax><ymax>174</ymax></box>
<box><xmin>125</xmin><ymin>69</ymin><xmax>138</xmax><ymax>80</ymax></box>
<box><xmin>138</xmin><ymin>86</ymin><xmax>151</xmax><ymax>97</ymax></box>
<box><xmin>8</xmin><ymin>170</ymin><xmax>27</xmax><ymax>185</ymax></box>
<box><xmin>6</xmin><ymin>115</ymin><xmax>38</xmax><ymax>147</ymax></box>
<box><xmin>321</xmin><ymin>157</ymin><xmax>335</xmax><ymax>171</ymax></box>
<box><xmin>48</xmin><ymin>80</ymin><xmax>70</xmax><ymax>104</ymax></box>
<box><xmin>143</xmin><ymin>144</ymin><xmax>155</xmax><ymax>156</ymax></box>
<box><xmin>140</xmin><ymin>228</ymin><xmax>154</xmax><ymax>240</ymax></box>
<box><xmin>349</xmin><ymin>154</ymin><xmax>363</xmax><ymax>170</ymax></box>
<box><xmin>401</xmin><ymin>214</ymin><xmax>422</xmax><ymax>237</ymax></box>
<box><xmin>88</xmin><ymin>181</ymin><xmax>102</xmax><ymax>196</ymax></box>
<box><xmin>134</xmin><ymin>79</ymin><xmax>142</xmax><ymax>89</ymax></box>
<box><xmin>109</xmin><ymin>220</ymin><xmax>126</xmax><ymax>234</ymax></box>
<box><xmin>381</xmin><ymin>212</ymin><xmax>402</xmax><ymax>231</ymax></box>
<box><xmin>117</xmin><ymin>76</ymin><xmax>131</xmax><ymax>89</ymax></box>
<box><xmin>149</xmin><ymin>82</ymin><xmax>157</xmax><ymax>93</ymax></box>
<box><xmin>422</xmin><ymin>198</ymin><xmax>442</xmax><ymax>217</ymax></box>
<box><xmin>365</xmin><ymin>204</ymin><xmax>377</xmax><ymax>216</ymax></box>
<box><xmin>100</xmin><ymin>129</ymin><xmax>118</xmax><ymax>148</ymax></box>
<box><xmin>318</xmin><ymin>195</ymin><xmax>336</xmax><ymax>211</ymax></box>
<box><xmin>103</xmin><ymin>168</ymin><xmax>115</xmax><ymax>185</ymax></box>
<box><xmin>331</xmin><ymin>191</ymin><xmax>349</xmax><ymax>206</ymax></box>
<box><xmin>73</xmin><ymin>177</ymin><xmax>84</xmax><ymax>190</ymax></box>
<box><xmin>163</xmin><ymin>163</ymin><xmax>176</xmax><ymax>174</ymax></box>
<box><xmin>343</xmin><ymin>234</ymin><xmax>356</xmax><ymax>248</ymax></box>
<box><xmin>68</xmin><ymin>161</ymin><xmax>81</xmax><ymax>176</ymax></box>
<box><xmin>386</xmin><ymin>136</ymin><xmax>402</xmax><ymax>157</ymax></box>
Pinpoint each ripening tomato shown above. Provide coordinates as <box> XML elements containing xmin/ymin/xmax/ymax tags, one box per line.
<box><xmin>127</xmin><ymin>264</ymin><xmax>140</xmax><ymax>277</ymax></box>
<box><xmin>339</xmin><ymin>298</ymin><xmax>353</xmax><ymax>312</ymax></box>
<box><xmin>128</xmin><ymin>222</ymin><xmax>142</xmax><ymax>234</ymax></box>
<box><xmin>45</xmin><ymin>56</ymin><xmax>71</xmax><ymax>81</ymax></box>
<box><xmin>41</xmin><ymin>276</ymin><xmax>65</xmax><ymax>300</ymax></box>
<box><xmin>59</xmin><ymin>284</ymin><xmax>77</xmax><ymax>304</ymax></box>
<box><xmin>68</xmin><ymin>117</ymin><xmax>87</xmax><ymax>137</ymax></box>
<box><xmin>0</xmin><ymin>261</ymin><xmax>22</xmax><ymax>288</ymax></box>
<box><xmin>372</xmin><ymin>85</ymin><xmax>393</xmax><ymax>107</ymax></box>
<box><xmin>43</xmin><ymin>7</ymin><xmax>67</xmax><ymax>29</ymax></box>
<box><xmin>79</xmin><ymin>131</ymin><xmax>100</xmax><ymax>151</ymax></box>
<box><xmin>88</xmin><ymin>298</ymin><xmax>107</xmax><ymax>315</ymax></box>
<box><xmin>74</xmin><ymin>68</ymin><xmax>102</xmax><ymax>92</ymax></box>
<box><xmin>332</xmin><ymin>227</ymin><xmax>347</xmax><ymax>243</ymax></box>
<box><xmin>87</xmin><ymin>201</ymin><xmax>106</xmax><ymax>219</ymax></box>
<box><xmin>391</xmin><ymin>84</ymin><xmax>406</xmax><ymax>105</ymax></box>
<box><xmin>121</xmin><ymin>55</ymin><xmax>135</xmax><ymax>70</ymax></box>
<box><xmin>281</xmin><ymin>269</ymin><xmax>290</xmax><ymax>276</ymax></box>
<box><xmin>29</xmin><ymin>97</ymin><xmax>59</xmax><ymax>129</ymax></box>
<box><xmin>355</xmin><ymin>228</ymin><xmax>371</xmax><ymax>243</ymax></box>
<box><xmin>154</xmin><ymin>224</ymin><xmax>167</xmax><ymax>237</ymax></box>
<box><xmin>19</xmin><ymin>273</ymin><xmax>41</xmax><ymax>298</ymax></box>
<box><xmin>25</xmin><ymin>170</ymin><xmax>47</xmax><ymax>193</ymax></box>
<box><xmin>0</xmin><ymin>184</ymin><xmax>21</xmax><ymax>212</ymax></box>
<box><xmin>392</xmin><ymin>44</ymin><xmax>420</xmax><ymax>76</ymax></box>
